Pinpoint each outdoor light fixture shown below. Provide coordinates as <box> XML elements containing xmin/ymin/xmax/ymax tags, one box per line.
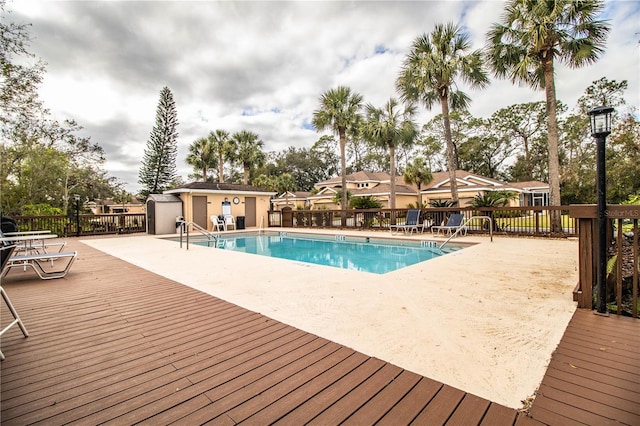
<box><xmin>74</xmin><ymin>194</ymin><xmax>81</xmax><ymax>237</ymax></box>
<box><xmin>589</xmin><ymin>105</ymin><xmax>613</xmax><ymax>136</ymax></box>
<box><xmin>588</xmin><ymin>105</ymin><xmax>614</xmax><ymax>315</ymax></box>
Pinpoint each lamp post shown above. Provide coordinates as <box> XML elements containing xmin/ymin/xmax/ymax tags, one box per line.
<box><xmin>588</xmin><ymin>105</ymin><xmax>614</xmax><ymax>314</ymax></box>
<box><xmin>74</xmin><ymin>194</ymin><xmax>81</xmax><ymax>237</ymax></box>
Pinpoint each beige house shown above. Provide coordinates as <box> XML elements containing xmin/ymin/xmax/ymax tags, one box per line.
<box><xmin>271</xmin><ymin>170</ymin><xmax>549</xmax><ymax>210</ymax></box>
<box><xmin>306</xmin><ymin>171</ymin><xmax>419</xmax><ymax>209</ymax></box>
<box><xmin>422</xmin><ymin>171</ymin><xmax>549</xmax><ymax>207</ymax></box>
<box><xmin>87</xmin><ymin>198</ymin><xmax>146</xmax><ymax>214</ymax></box>
<box><xmin>164</xmin><ymin>182</ymin><xmax>276</xmax><ymax>231</ymax></box>
<box><xmin>271</xmin><ymin>191</ymin><xmax>311</xmax><ymax>211</ymax></box>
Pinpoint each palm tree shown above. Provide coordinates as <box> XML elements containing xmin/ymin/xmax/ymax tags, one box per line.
<box><xmin>312</xmin><ymin>86</ymin><xmax>363</xmax><ymax>225</ymax></box>
<box><xmin>396</xmin><ymin>22</ymin><xmax>489</xmax><ymax>206</ymax></box>
<box><xmin>486</xmin><ymin>0</ymin><xmax>609</xmax><ymax>232</ymax></box>
<box><xmin>469</xmin><ymin>190</ymin><xmax>517</xmax><ymax>231</ymax></box>
<box><xmin>403</xmin><ymin>157</ymin><xmax>433</xmax><ymax>208</ymax></box>
<box><xmin>208</xmin><ymin>129</ymin><xmax>232</xmax><ymax>182</ymax></box>
<box><xmin>230</xmin><ymin>130</ymin><xmax>266</xmax><ymax>185</ymax></box>
<box><xmin>185</xmin><ymin>136</ymin><xmax>215</xmax><ymax>181</ymax></box>
<box><xmin>362</xmin><ymin>98</ymin><xmax>416</xmax><ymax>210</ymax></box>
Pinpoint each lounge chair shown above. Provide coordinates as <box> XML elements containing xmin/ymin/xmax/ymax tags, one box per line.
<box><xmin>1</xmin><ymin>232</ymin><xmax>77</xmax><ymax>280</ymax></box>
<box><xmin>390</xmin><ymin>209</ymin><xmax>421</xmax><ymax>235</ymax></box>
<box><xmin>431</xmin><ymin>213</ymin><xmax>467</xmax><ymax>237</ymax></box>
<box><xmin>211</xmin><ymin>215</ymin><xmax>225</xmax><ymax>232</ymax></box>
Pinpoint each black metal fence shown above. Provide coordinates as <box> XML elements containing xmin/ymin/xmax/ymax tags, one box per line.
<box><xmin>269</xmin><ymin>206</ymin><xmax>577</xmax><ymax>237</ymax></box>
<box><xmin>10</xmin><ymin>213</ymin><xmax>146</xmax><ymax>237</ymax></box>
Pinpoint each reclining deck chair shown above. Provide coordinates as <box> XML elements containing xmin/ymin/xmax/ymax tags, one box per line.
<box><xmin>431</xmin><ymin>213</ymin><xmax>467</xmax><ymax>237</ymax></box>
<box><xmin>0</xmin><ymin>231</ymin><xmax>77</xmax><ymax>280</ymax></box>
<box><xmin>389</xmin><ymin>209</ymin><xmax>421</xmax><ymax>235</ymax></box>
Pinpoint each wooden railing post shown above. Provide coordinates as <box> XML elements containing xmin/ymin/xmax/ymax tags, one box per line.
<box><xmin>571</xmin><ymin>204</ymin><xmax>640</xmax><ymax>317</ymax></box>
<box><xmin>570</xmin><ymin>206</ymin><xmax>597</xmax><ymax>309</ymax></box>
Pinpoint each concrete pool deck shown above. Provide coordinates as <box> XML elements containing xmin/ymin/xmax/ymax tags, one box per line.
<box><xmin>83</xmin><ymin>230</ymin><xmax>579</xmax><ymax>409</ymax></box>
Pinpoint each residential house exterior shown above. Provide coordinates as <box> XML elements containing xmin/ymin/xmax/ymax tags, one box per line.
<box><xmin>270</xmin><ymin>170</ymin><xmax>549</xmax><ymax>210</ymax></box>
<box><xmin>271</xmin><ymin>191</ymin><xmax>311</xmax><ymax>211</ymax></box>
<box><xmin>508</xmin><ymin>181</ymin><xmax>550</xmax><ymax>206</ymax></box>
<box><xmin>305</xmin><ymin>171</ymin><xmax>419</xmax><ymax>210</ymax></box>
<box><xmin>421</xmin><ymin>171</ymin><xmax>549</xmax><ymax>207</ymax></box>
<box><xmin>87</xmin><ymin>198</ymin><xmax>146</xmax><ymax>214</ymax></box>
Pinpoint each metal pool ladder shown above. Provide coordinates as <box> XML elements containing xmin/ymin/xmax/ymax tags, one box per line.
<box><xmin>177</xmin><ymin>220</ymin><xmax>219</xmax><ymax>250</ymax></box>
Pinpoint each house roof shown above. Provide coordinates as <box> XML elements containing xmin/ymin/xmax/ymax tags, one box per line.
<box><xmin>422</xmin><ymin>171</ymin><xmax>548</xmax><ymax>194</ymax></box>
<box><xmin>508</xmin><ymin>181</ymin><xmax>549</xmax><ymax>191</ymax></box>
<box><xmin>308</xmin><ymin>182</ymin><xmax>417</xmax><ymax>200</ymax></box>
<box><xmin>425</xmin><ymin>170</ymin><xmax>505</xmax><ymax>190</ymax></box>
<box><xmin>315</xmin><ymin>171</ymin><xmax>395</xmax><ymax>188</ymax></box>
<box><xmin>273</xmin><ymin>191</ymin><xmax>311</xmax><ymax>201</ymax></box>
<box><xmin>165</xmin><ymin>182</ymin><xmax>276</xmax><ymax>195</ymax></box>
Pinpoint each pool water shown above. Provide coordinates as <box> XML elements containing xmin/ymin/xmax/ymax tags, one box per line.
<box><xmin>189</xmin><ymin>232</ymin><xmax>466</xmax><ymax>274</ymax></box>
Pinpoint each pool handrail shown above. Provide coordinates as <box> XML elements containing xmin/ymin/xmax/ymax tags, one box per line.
<box><xmin>439</xmin><ymin>215</ymin><xmax>493</xmax><ymax>250</ymax></box>
<box><xmin>178</xmin><ymin>220</ymin><xmax>218</xmax><ymax>250</ymax></box>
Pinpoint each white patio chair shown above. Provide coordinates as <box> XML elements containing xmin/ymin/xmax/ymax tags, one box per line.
<box><xmin>224</xmin><ymin>215</ymin><xmax>236</xmax><ymax>231</ymax></box>
<box><xmin>211</xmin><ymin>215</ymin><xmax>226</xmax><ymax>232</ymax></box>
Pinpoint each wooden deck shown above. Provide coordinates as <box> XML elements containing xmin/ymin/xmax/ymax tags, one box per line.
<box><xmin>529</xmin><ymin>309</ymin><xmax>640</xmax><ymax>426</ymax></box>
<box><xmin>1</xmin><ymin>238</ymin><xmax>637</xmax><ymax>425</ymax></box>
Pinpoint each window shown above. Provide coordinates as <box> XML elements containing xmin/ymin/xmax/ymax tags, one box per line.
<box><xmin>532</xmin><ymin>193</ymin><xmax>548</xmax><ymax>206</ymax></box>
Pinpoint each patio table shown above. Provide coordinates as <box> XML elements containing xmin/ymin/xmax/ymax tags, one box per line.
<box><xmin>0</xmin><ymin>234</ymin><xmax>60</xmax><ymax>255</ymax></box>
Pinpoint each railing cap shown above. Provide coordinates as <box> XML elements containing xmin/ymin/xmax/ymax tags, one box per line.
<box><xmin>569</xmin><ymin>204</ymin><xmax>640</xmax><ymax>219</ymax></box>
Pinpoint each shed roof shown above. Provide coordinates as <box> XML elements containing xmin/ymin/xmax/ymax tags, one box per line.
<box><xmin>146</xmin><ymin>194</ymin><xmax>182</xmax><ymax>203</ymax></box>
<box><xmin>165</xmin><ymin>182</ymin><xmax>276</xmax><ymax>195</ymax></box>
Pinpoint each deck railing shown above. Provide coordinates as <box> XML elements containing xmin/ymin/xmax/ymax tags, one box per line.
<box><xmin>571</xmin><ymin>205</ymin><xmax>639</xmax><ymax>318</ymax></box>
<box><xmin>269</xmin><ymin>206</ymin><xmax>577</xmax><ymax>237</ymax></box>
<box><xmin>10</xmin><ymin>213</ymin><xmax>147</xmax><ymax>237</ymax></box>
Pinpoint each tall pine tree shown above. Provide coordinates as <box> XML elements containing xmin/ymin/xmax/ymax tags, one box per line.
<box><xmin>138</xmin><ymin>86</ymin><xmax>179</xmax><ymax>197</ymax></box>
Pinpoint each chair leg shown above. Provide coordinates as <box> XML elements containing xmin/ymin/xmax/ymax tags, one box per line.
<box><xmin>1</xmin><ymin>286</ymin><xmax>29</xmax><ymax>360</ymax></box>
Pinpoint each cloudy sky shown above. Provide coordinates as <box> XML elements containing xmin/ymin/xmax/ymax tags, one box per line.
<box><xmin>9</xmin><ymin>0</ymin><xmax>640</xmax><ymax>193</ymax></box>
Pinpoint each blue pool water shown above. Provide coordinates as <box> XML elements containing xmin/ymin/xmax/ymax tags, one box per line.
<box><xmin>188</xmin><ymin>232</ymin><xmax>467</xmax><ymax>274</ymax></box>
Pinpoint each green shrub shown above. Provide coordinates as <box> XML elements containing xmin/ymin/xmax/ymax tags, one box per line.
<box><xmin>429</xmin><ymin>199</ymin><xmax>455</xmax><ymax>208</ymax></box>
<box><xmin>22</xmin><ymin>203</ymin><xmax>64</xmax><ymax>216</ymax></box>
<box><xmin>350</xmin><ymin>196</ymin><xmax>382</xmax><ymax>209</ymax></box>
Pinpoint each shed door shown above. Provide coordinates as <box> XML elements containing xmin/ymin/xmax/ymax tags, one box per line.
<box><xmin>146</xmin><ymin>200</ymin><xmax>156</xmax><ymax>234</ymax></box>
<box><xmin>245</xmin><ymin>197</ymin><xmax>256</xmax><ymax>227</ymax></box>
<box><xmin>193</xmin><ymin>196</ymin><xmax>208</xmax><ymax>229</ymax></box>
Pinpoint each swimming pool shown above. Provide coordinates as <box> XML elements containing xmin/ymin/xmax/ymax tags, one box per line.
<box><xmin>185</xmin><ymin>232</ymin><xmax>467</xmax><ymax>274</ymax></box>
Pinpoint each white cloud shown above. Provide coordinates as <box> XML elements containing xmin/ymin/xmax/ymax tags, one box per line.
<box><xmin>8</xmin><ymin>0</ymin><xmax>639</xmax><ymax>193</ymax></box>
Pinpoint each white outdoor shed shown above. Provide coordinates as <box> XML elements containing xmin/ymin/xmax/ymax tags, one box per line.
<box><xmin>146</xmin><ymin>194</ymin><xmax>183</xmax><ymax>235</ymax></box>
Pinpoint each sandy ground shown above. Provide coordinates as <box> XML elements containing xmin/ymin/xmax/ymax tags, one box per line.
<box><xmin>83</xmin><ymin>229</ymin><xmax>578</xmax><ymax>409</ymax></box>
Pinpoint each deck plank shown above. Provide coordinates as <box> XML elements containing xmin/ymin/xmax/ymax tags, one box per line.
<box><xmin>1</xmin><ymin>237</ymin><xmax>638</xmax><ymax>425</ymax></box>
<box><xmin>307</xmin><ymin>362</ymin><xmax>403</xmax><ymax>425</ymax></box>
<box><xmin>445</xmin><ymin>393</ymin><xmax>491</xmax><ymax>425</ymax></box>
<box><xmin>480</xmin><ymin>403</ymin><xmax>518</xmax><ymax>425</ymax></box>
<box><xmin>411</xmin><ymin>385</ymin><xmax>465</xmax><ymax>425</ymax></box>
<box><xmin>342</xmin><ymin>370</ymin><xmax>422</xmax><ymax>425</ymax></box>
<box><xmin>377</xmin><ymin>377</ymin><xmax>443</xmax><ymax>425</ymax></box>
